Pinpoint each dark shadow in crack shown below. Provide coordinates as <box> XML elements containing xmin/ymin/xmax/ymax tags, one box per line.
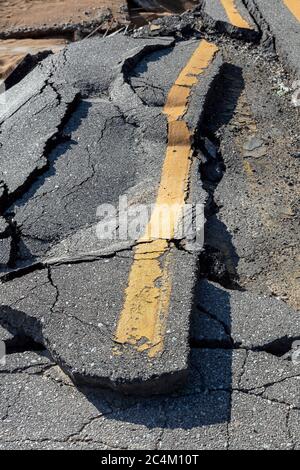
<box><xmin>5</xmin><ymin>99</ymin><xmax>91</xmax><ymax>267</ymax></box>
<box><xmin>0</xmin><ymin>295</ymin><xmax>232</xmax><ymax>430</ymax></box>
<box><xmin>0</xmin><ymin>305</ymin><xmax>44</xmax><ymax>352</ymax></box>
<box><xmin>0</xmin><ymin>64</ymin><xmax>243</xmax><ymax>434</ymax></box>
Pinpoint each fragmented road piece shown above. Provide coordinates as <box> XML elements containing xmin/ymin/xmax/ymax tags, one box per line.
<box><xmin>200</xmin><ymin>0</ymin><xmax>258</xmax><ymax>39</ymax></box>
<box><xmin>244</xmin><ymin>0</ymin><xmax>300</xmax><ymax>75</ymax></box>
<box><xmin>192</xmin><ymin>348</ymin><xmax>300</xmax><ymax>402</ymax></box>
<box><xmin>0</xmin><ymin>36</ymin><xmax>222</xmax><ymax>393</ymax></box>
<box><xmin>192</xmin><ymin>280</ymin><xmax>300</xmax><ymax>351</ymax></box>
<box><xmin>229</xmin><ymin>392</ymin><xmax>293</xmax><ymax>450</ymax></box>
<box><xmin>191</xmin><ymin>303</ymin><xmax>232</xmax><ymax>348</ymax></box>
<box><xmin>0</xmin><ymin>350</ymin><xmax>54</xmax><ymax>374</ymax></box>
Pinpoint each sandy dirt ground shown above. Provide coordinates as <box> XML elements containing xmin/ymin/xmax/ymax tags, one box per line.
<box><xmin>0</xmin><ymin>1</ymin><xmax>199</xmax><ymax>81</ymax></box>
<box><xmin>0</xmin><ymin>0</ymin><xmax>127</xmax><ymax>31</ymax></box>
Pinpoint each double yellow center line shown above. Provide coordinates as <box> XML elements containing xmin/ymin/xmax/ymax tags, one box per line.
<box><xmin>114</xmin><ymin>40</ymin><xmax>219</xmax><ymax>358</ymax></box>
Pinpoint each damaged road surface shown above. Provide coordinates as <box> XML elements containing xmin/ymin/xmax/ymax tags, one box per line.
<box><xmin>200</xmin><ymin>0</ymin><xmax>258</xmax><ymax>39</ymax></box>
<box><xmin>0</xmin><ymin>0</ymin><xmax>300</xmax><ymax>450</ymax></box>
<box><xmin>0</xmin><ymin>35</ymin><xmax>222</xmax><ymax>393</ymax></box>
<box><xmin>244</xmin><ymin>0</ymin><xmax>300</xmax><ymax>75</ymax></box>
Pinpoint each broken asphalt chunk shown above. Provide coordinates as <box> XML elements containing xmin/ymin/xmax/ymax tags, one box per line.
<box><xmin>0</xmin><ymin>35</ymin><xmax>223</xmax><ymax>394</ymax></box>
<box><xmin>193</xmin><ymin>279</ymin><xmax>300</xmax><ymax>352</ymax></box>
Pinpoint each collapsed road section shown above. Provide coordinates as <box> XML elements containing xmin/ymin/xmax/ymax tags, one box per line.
<box><xmin>0</xmin><ymin>35</ymin><xmax>223</xmax><ymax>393</ymax></box>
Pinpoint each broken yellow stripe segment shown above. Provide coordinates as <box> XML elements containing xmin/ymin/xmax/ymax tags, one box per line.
<box><xmin>283</xmin><ymin>0</ymin><xmax>300</xmax><ymax>21</ymax></box>
<box><xmin>220</xmin><ymin>0</ymin><xmax>252</xmax><ymax>29</ymax></box>
<box><xmin>114</xmin><ymin>41</ymin><xmax>218</xmax><ymax>357</ymax></box>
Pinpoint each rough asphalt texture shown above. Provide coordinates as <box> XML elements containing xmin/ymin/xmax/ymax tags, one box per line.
<box><xmin>244</xmin><ymin>0</ymin><xmax>300</xmax><ymax>76</ymax></box>
<box><xmin>0</xmin><ymin>35</ymin><xmax>221</xmax><ymax>393</ymax></box>
<box><xmin>192</xmin><ymin>280</ymin><xmax>300</xmax><ymax>352</ymax></box>
<box><xmin>0</xmin><ymin>3</ymin><xmax>126</xmax><ymax>40</ymax></box>
<box><xmin>0</xmin><ymin>1</ymin><xmax>300</xmax><ymax>450</ymax></box>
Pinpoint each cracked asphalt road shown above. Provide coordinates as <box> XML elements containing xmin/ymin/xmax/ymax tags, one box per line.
<box><xmin>0</xmin><ymin>0</ymin><xmax>300</xmax><ymax>451</ymax></box>
<box><xmin>1</xmin><ymin>36</ymin><xmax>221</xmax><ymax>393</ymax></box>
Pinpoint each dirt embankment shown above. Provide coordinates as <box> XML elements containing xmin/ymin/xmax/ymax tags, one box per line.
<box><xmin>0</xmin><ymin>0</ymin><xmax>129</xmax><ymax>81</ymax></box>
<box><xmin>129</xmin><ymin>0</ymin><xmax>199</xmax><ymax>25</ymax></box>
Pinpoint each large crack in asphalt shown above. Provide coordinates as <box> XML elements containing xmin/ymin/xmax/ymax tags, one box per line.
<box><xmin>242</xmin><ymin>0</ymin><xmax>276</xmax><ymax>51</ymax></box>
<box><xmin>0</xmin><ymin>14</ymin><xmax>299</xmax><ymax>404</ymax></box>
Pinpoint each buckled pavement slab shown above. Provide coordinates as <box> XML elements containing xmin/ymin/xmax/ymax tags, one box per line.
<box><xmin>0</xmin><ymin>35</ymin><xmax>223</xmax><ymax>394</ymax></box>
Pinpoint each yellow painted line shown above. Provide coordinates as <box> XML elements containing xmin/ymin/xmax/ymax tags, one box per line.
<box><xmin>220</xmin><ymin>0</ymin><xmax>252</xmax><ymax>29</ymax></box>
<box><xmin>243</xmin><ymin>160</ymin><xmax>254</xmax><ymax>177</ymax></box>
<box><xmin>283</xmin><ymin>0</ymin><xmax>300</xmax><ymax>21</ymax></box>
<box><xmin>114</xmin><ymin>41</ymin><xmax>219</xmax><ymax>357</ymax></box>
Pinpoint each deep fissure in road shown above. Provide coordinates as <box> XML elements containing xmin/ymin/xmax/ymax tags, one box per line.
<box><xmin>0</xmin><ymin>6</ymin><xmax>299</xmax><ymax>399</ymax></box>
